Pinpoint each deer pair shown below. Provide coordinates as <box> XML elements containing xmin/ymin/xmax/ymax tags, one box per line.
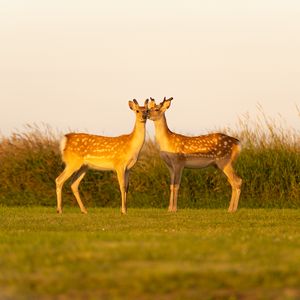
<box><xmin>56</xmin><ymin>98</ymin><xmax>242</xmax><ymax>215</ymax></box>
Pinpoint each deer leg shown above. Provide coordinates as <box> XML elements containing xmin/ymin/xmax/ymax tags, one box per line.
<box><xmin>169</xmin><ymin>185</ymin><xmax>175</xmax><ymax>212</ymax></box>
<box><xmin>117</xmin><ymin>168</ymin><xmax>127</xmax><ymax>215</ymax></box>
<box><xmin>168</xmin><ymin>167</ymin><xmax>175</xmax><ymax>212</ymax></box>
<box><xmin>169</xmin><ymin>185</ymin><xmax>178</xmax><ymax>212</ymax></box>
<box><xmin>171</xmin><ymin>166</ymin><xmax>183</xmax><ymax>212</ymax></box>
<box><xmin>55</xmin><ymin>165</ymin><xmax>79</xmax><ymax>214</ymax></box>
<box><xmin>222</xmin><ymin>164</ymin><xmax>242</xmax><ymax>213</ymax></box>
<box><xmin>70</xmin><ymin>166</ymin><xmax>88</xmax><ymax>214</ymax></box>
<box><xmin>233</xmin><ymin>183</ymin><xmax>242</xmax><ymax>211</ymax></box>
<box><xmin>125</xmin><ymin>169</ymin><xmax>130</xmax><ymax>194</ymax></box>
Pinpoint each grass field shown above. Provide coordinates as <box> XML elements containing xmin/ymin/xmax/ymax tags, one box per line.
<box><xmin>0</xmin><ymin>207</ymin><xmax>300</xmax><ymax>299</ymax></box>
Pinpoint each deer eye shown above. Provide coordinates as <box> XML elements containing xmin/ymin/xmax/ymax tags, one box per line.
<box><xmin>136</xmin><ymin>110</ymin><xmax>140</xmax><ymax>113</ymax></box>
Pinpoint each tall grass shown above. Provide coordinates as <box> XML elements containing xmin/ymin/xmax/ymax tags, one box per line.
<box><xmin>228</xmin><ymin>108</ymin><xmax>300</xmax><ymax>208</ymax></box>
<box><xmin>0</xmin><ymin>111</ymin><xmax>299</xmax><ymax>209</ymax></box>
<box><xmin>0</xmin><ymin>124</ymin><xmax>61</xmax><ymax>205</ymax></box>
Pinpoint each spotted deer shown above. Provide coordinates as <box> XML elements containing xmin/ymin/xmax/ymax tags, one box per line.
<box><xmin>56</xmin><ymin>99</ymin><xmax>149</xmax><ymax>214</ymax></box>
<box><xmin>148</xmin><ymin>97</ymin><xmax>242</xmax><ymax>212</ymax></box>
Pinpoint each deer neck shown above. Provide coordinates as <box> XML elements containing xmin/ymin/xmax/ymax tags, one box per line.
<box><xmin>130</xmin><ymin>119</ymin><xmax>146</xmax><ymax>151</ymax></box>
<box><xmin>153</xmin><ymin>114</ymin><xmax>172</xmax><ymax>151</ymax></box>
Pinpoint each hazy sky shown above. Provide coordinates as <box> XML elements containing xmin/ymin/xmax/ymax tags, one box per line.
<box><xmin>0</xmin><ymin>0</ymin><xmax>299</xmax><ymax>137</ymax></box>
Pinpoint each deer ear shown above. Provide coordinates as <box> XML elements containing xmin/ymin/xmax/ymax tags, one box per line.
<box><xmin>149</xmin><ymin>98</ymin><xmax>156</xmax><ymax>109</ymax></box>
<box><xmin>162</xmin><ymin>97</ymin><xmax>173</xmax><ymax>110</ymax></box>
<box><xmin>128</xmin><ymin>101</ymin><xmax>135</xmax><ymax>110</ymax></box>
<box><xmin>162</xmin><ymin>100</ymin><xmax>172</xmax><ymax>110</ymax></box>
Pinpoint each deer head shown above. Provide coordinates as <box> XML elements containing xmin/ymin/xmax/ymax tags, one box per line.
<box><xmin>129</xmin><ymin>99</ymin><xmax>149</xmax><ymax>123</ymax></box>
<box><xmin>148</xmin><ymin>97</ymin><xmax>173</xmax><ymax>121</ymax></box>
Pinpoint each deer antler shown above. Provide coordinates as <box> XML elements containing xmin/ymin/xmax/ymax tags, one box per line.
<box><xmin>161</xmin><ymin>97</ymin><xmax>173</xmax><ymax>105</ymax></box>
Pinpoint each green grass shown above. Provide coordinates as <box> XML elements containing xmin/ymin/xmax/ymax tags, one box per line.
<box><xmin>1</xmin><ymin>207</ymin><xmax>300</xmax><ymax>299</ymax></box>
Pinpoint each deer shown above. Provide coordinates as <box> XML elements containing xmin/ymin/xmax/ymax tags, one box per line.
<box><xmin>148</xmin><ymin>97</ymin><xmax>242</xmax><ymax>213</ymax></box>
<box><xmin>55</xmin><ymin>99</ymin><xmax>149</xmax><ymax>214</ymax></box>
